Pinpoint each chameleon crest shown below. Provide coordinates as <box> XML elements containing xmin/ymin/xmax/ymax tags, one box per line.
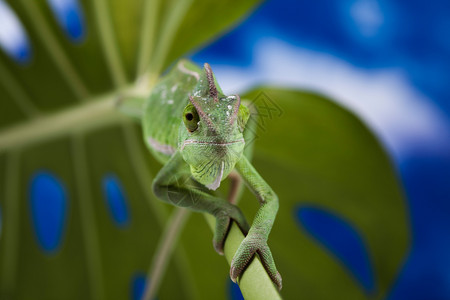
<box><xmin>179</xmin><ymin>63</ymin><xmax>249</xmax><ymax>190</ymax></box>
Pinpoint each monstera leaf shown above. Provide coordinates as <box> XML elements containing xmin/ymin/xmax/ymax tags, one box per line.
<box><xmin>0</xmin><ymin>0</ymin><xmax>409</xmax><ymax>299</ymax></box>
<box><xmin>236</xmin><ymin>88</ymin><xmax>409</xmax><ymax>299</ymax></box>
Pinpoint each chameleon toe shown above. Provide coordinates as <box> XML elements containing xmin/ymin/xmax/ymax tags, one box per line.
<box><xmin>213</xmin><ymin>215</ymin><xmax>231</xmax><ymax>255</ymax></box>
<box><xmin>257</xmin><ymin>245</ymin><xmax>282</xmax><ymax>290</ymax></box>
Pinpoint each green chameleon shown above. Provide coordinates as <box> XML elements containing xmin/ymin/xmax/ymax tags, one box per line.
<box><xmin>122</xmin><ymin>59</ymin><xmax>281</xmax><ymax>290</ymax></box>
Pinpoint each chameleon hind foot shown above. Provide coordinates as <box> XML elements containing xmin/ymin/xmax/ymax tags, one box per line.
<box><xmin>230</xmin><ymin>233</ymin><xmax>282</xmax><ymax>290</ymax></box>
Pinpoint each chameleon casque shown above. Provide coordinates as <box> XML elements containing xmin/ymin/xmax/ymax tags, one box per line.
<box><xmin>129</xmin><ymin>59</ymin><xmax>281</xmax><ymax>290</ymax></box>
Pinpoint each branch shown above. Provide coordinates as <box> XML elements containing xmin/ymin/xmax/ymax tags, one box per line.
<box><xmin>204</xmin><ymin>215</ymin><xmax>282</xmax><ymax>300</ymax></box>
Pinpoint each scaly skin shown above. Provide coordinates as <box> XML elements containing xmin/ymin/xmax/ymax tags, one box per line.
<box><xmin>139</xmin><ymin>60</ymin><xmax>281</xmax><ymax>290</ymax></box>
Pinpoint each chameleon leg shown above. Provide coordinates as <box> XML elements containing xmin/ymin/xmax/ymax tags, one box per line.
<box><xmin>153</xmin><ymin>151</ymin><xmax>250</xmax><ymax>255</ymax></box>
<box><xmin>232</xmin><ymin>155</ymin><xmax>282</xmax><ymax>290</ymax></box>
<box><xmin>242</xmin><ymin>98</ymin><xmax>259</xmax><ymax>162</ymax></box>
<box><xmin>225</xmin><ymin>98</ymin><xmax>259</xmax><ymax>206</ymax></box>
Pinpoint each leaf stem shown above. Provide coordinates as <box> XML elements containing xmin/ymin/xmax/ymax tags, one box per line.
<box><xmin>204</xmin><ymin>215</ymin><xmax>282</xmax><ymax>300</ymax></box>
<box><xmin>143</xmin><ymin>208</ymin><xmax>191</xmax><ymax>300</ymax></box>
<box><xmin>0</xmin><ymin>92</ymin><xmax>128</xmax><ymax>152</ymax></box>
<box><xmin>92</xmin><ymin>0</ymin><xmax>127</xmax><ymax>87</ymax></box>
<box><xmin>72</xmin><ymin>134</ymin><xmax>105</xmax><ymax>300</ymax></box>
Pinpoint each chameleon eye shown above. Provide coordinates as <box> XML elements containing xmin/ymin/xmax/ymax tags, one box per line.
<box><xmin>183</xmin><ymin>104</ymin><xmax>199</xmax><ymax>132</ymax></box>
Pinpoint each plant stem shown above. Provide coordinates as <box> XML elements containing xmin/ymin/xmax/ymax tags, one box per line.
<box><xmin>143</xmin><ymin>208</ymin><xmax>191</xmax><ymax>300</ymax></box>
<box><xmin>204</xmin><ymin>215</ymin><xmax>283</xmax><ymax>300</ymax></box>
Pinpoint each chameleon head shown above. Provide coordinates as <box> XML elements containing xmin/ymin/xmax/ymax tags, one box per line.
<box><xmin>179</xmin><ymin>63</ymin><xmax>250</xmax><ymax>191</ymax></box>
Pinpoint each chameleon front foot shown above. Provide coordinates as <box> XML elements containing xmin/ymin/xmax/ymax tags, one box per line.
<box><xmin>213</xmin><ymin>209</ymin><xmax>249</xmax><ymax>255</ymax></box>
<box><xmin>230</xmin><ymin>233</ymin><xmax>282</xmax><ymax>290</ymax></box>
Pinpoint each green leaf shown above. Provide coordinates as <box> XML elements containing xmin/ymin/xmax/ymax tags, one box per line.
<box><xmin>237</xmin><ymin>87</ymin><xmax>409</xmax><ymax>299</ymax></box>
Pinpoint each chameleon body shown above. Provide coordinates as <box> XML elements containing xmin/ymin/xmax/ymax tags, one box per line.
<box><xmin>138</xmin><ymin>60</ymin><xmax>281</xmax><ymax>289</ymax></box>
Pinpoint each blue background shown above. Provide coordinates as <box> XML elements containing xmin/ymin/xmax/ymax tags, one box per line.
<box><xmin>193</xmin><ymin>0</ymin><xmax>450</xmax><ymax>299</ymax></box>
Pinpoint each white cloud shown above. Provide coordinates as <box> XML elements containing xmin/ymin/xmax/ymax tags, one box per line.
<box><xmin>212</xmin><ymin>38</ymin><xmax>449</xmax><ymax>160</ymax></box>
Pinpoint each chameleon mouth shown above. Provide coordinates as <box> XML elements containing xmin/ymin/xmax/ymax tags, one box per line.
<box><xmin>180</xmin><ymin>138</ymin><xmax>245</xmax><ymax>151</ymax></box>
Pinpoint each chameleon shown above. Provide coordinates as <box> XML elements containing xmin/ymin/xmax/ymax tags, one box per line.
<box><xmin>122</xmin><ymin>59</ymin><xmax>281</xmax><ymax>290</ymax></box>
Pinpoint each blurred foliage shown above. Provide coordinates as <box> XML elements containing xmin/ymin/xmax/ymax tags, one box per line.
<box><xmin>0</xmin><ymin>0</ymin><xmax>409</xmax><ymax>299</ymax></box>
<box><xmin>239</xmin><ymin>88</ymin><xmax>408</xmax><ymax>299</ymax></box>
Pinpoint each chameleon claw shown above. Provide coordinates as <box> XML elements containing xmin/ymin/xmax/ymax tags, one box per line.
<box><xmin>257</xmin><ymin>245</ymin><xmax>282</xmax><ymax>290</ymax></box>
<box><xmin>272</xmin><ymin>272</ymin><xmax>283</xmax><ymax>291</ymax></box>
<box><xmin>213</xmin><ymin>240</ymin><xmax>225</xmax><ymax>256</ymax></box>
<box><xmin>213</xmin><ymin>213</ymin><xmax>231</xmax><ymax>255</ymax></box>
<box><xmin>230</xmin><ymin>266</ymin><xmax>239</xmax><ymax>283</ymax></box>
